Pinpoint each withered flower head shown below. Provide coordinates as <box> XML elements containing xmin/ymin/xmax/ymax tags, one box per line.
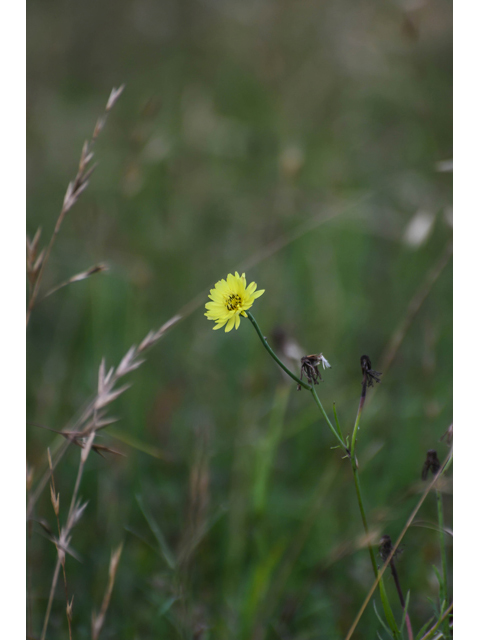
<box><xmin>298</xmin><ymin>353</ymin><xmax>332</xmax><ymax>390</ymax></box>
<box><xmin>421</xmin><ymin>449</ymin><xmax>441</xmax><ymax>481</ymax></box>
<box><xmin>379</xmin><ymin>534</ymin><xmax>393</xmax><ymax>563</ymax></box>
<box><xmin>360</xmin><ymin>355</ymin><xmax>382</xmax><ymax>388</ymax></box>
<box><xmin>379</xmin><ymin>534</ymin><xmax>403</xmax><ymax>563</ymax></box>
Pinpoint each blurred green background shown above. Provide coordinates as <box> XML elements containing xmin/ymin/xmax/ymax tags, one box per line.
<box><xmin>27</xmin><ymin>0</ymin><xmax>452</xmax><ymax>638</ymax></box>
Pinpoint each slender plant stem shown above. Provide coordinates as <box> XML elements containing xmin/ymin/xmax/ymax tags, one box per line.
<box><xmin>310</xmin><ymin>386</ymin><xmax>348</xmax><ymax>451</ymax></box>
<box><xmin>26</xmin><ymin>209</ymin><xmax>67</xmax><ymax>326</ymax></box>
<box><xmin>41</xmin><ymin>559</ymin><xmax>62</xmax><ymax>640</ymax></box>
<box><xmin>345</xmin><ymin>449</ymin><xmax>453</xmax><ymax>640</ymax></box>
<box><xmin>350</xmin><ymin>374</ymin><xmax>367</xmax><ymax>457</ymax></box>
<box><xmin>41</xmin><ymin>431</ymin><xmax>96</xmax><ymax>639</ymax></box>
<box><xmin>246</xmin><ymin>312</ymin><xmax>348</xmax><ymax>452</ymax></box>
<box><xmin>436</xmin><ymin>489</ymin><xmax>448</xmax><ymax>603</ymax></box>
<box><xmin>389</xmin><ymin>559</ymin><xmax>414</xmax><ymax>640</ymax></box>
<box><xmin>436</xmin><ymin>487</ymin><xmax>451</xmax><ymax>638</ymax></box>
<box><xmin>246</xmin><ymin>311</ymin><xmax>397</xmax><ymax>633</ymax></box>
<box><xmin>246</xmin><ymin>312</ymin><xmax>310</xmax><ymax>389</ymax></box>
<box><xmin>332</xmin><ymin>403</ymin><xmax>345</xmax><ymax>445</ymax></box>
<box><xmin>27</xmin><ymin>520</ymin><xmax>33</xmax><ymax>637</ymax></box>
<box><xmin>419</xmin><ymin>602</ymin><xmax>453</xmax><ymax>640</ymax></box>
<box><xmin>48</xmin><ymin>449</ymin><xmax>73</xmax><ymax>640</ymax></box>
<box><xmin>349</xmin><ymin>397</ymin><xmax>400</xmax><ymax>637</ymax></box>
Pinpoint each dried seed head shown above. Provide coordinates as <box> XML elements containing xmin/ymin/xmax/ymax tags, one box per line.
<box><xmin>360</xmin><ymin>355</ymin><xmax>382</xmax><ymax>387</ymax></box>
<box><xmin>298</xmin><ymin>353</ymin><xmax>332</xmax><ymax>389</ymax></box>
<box><xmin>421</xmin><ymin>449</ymin><xmax>441</xmax><ymax>480</ymax></box>
<box><xmin>109</xmin><ymin>543</ymin><xmax>124</xmax><ymax>580</ymax></box>
<box><xmin>138</xmin><ymin>315</ymin><xmax>182</xmax><ymax>352</ymax></box>
<box><xmin>50</xmin><ymin>484</ymin><xmax>60</xmax><ymax>517</ymax></box>
<box><xmin>26</xmin><ymin>227</ymin><xmax>42</xmax><ymax>257</ymax></box>
<box><xmin>379</xmin><ymin>534</ymin><xmax>393</xmax><ymax>562</ymax></box>
<box><xmin>106</xmin><ymin>84</ymin><xmax>125</xmax><ymax>112</ymax></box>
<box><xmin>69</xmin><ymin>499</ymin><xmax>89</xmax><ymax>529</ymax></box>
<box><xmin>26</xmin><ymin>228</ymin><xmax>45</xmax><ymax>286</ymax></box>
<box><xmin>66</xmin><ymin>596</ymin><xmax>74</xmax><ymax>622</ymax></box>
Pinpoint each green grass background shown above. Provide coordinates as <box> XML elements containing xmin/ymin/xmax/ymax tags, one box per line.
<box><xmin>27</xmin><ymin>1</ymin><xmax>452</xmax><ymax>638</ymax></box>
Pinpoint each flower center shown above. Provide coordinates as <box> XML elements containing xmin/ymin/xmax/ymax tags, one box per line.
<box><xmin>225</xmin><ymin>293</ymin><xmax>242</xmax><ymax>311</ymax></box>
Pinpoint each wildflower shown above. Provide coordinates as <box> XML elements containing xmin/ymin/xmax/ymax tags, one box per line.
<box><xmin>421</xmin><ymin>449</ymin><xmax>441</xmax><ymax>480</ymax></box>
<box><xmin>205</xmin><ymin>271</ymin><xmax>264</xmax><ymax>332</ymax></box>
<box><xmin>298</xmin><ymin>353</ymin><xmax>332</xmax><ymax>389</ymax></box>
<box><xmin>360</xmin><ymin>355</ymin><xmax>382</xmax><ymax>388</ymax></box>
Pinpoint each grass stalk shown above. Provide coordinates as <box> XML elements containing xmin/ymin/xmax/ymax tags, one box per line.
<box><xmin>350</xmin><ymin>392</ymin><xmax>400</xmax><ymax>638</ymax></box>
<box><xmin>26</xmin><ymin>85</ymin><xmax>124</xmax><ymax>327</ymax></box>
<box><xmin>436</xmin><ymin>487</ymin><xmax>451</xmax><ymax>638</ymax></box>
<box><xmin>41</xmin><ymin>432</ymin><xmax>96</xmax><ymax>639</ymax></box>
<box><xmin>345</xmin><ymin>448</ymin><xmax>453</xmax><ymax>640</ymax></box>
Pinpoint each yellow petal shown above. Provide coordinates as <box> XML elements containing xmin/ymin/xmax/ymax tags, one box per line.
<box><xmin>252</xmin><ymin>289</ymin><xmax>265</xmax><ymax>299</ymax></box>
<box><xmin>225</xmin><ymin>316</ymin><xmax>236</xmax><ymax>332</ymax></box>
<box><xmin>216</xmin><ymin>280</ymin><xmax>229</xmax><ymax>293</ymax></box>
<box><xmin>235</xmin><ymin>314</ymin><xmax>241</xmax><ymax>329</ymax></box>
<box><xmin>209</xmin><ymin>291</ymin><xmax>224</xmax><ymax>303</ymax></box>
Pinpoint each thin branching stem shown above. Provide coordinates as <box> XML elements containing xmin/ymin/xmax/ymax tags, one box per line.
<box><xmin>332</xmin><ymin>403</ymin><xmax>345</xmax><ymax>446</ymax></box>
<box><xmin>345</xmin><ymin>449</ymin><xmax>453</xmax><ymax>640</ymax></box>
<box><xmin>41</xmin><ymin>432</ymin><xmax>96</xmax><ymax>639</ymax></box>
<box><xmin>247</xmin><ymin>312</ymin><xmax>348</xmax><ymax>453</ymax></box>
<box><xmin>419</xmin><ymin>602</ymin><xmax>453</xmax><ymax>640</ymax></box>
<box><xmin>436</xmin><ymin>487</ymin><xmax>451</xmax><ymax>638</ymax></box>
<box><xmin>247</xmin><ymin>310</ymin><xmax>398</xmax><ymax>634</ymax></box>
<box><xmin>349</xmin><ymin>398</ymin><xmax>400</xmax><ymax>637</ymax></box>
<box><xmin>41</xmin><ymin>560</ymin><xmax>62</xmax><ymax>640</ymax></box>
<box><xmin>310</xmin><ymin>386</ymin><xmax>348</xmax><ymax>451</ymax></box>
<box><xmin>26</xmin><ymin>209</ymin><xmax>67</xmax><ymax>326</ymax></box>
<box><xmin>436</xmin><ymin>488</ymin><xmax>448</xmax><ymax>603</ymax></box>
<box><xmin>246</xmin><ymin>312</ymin><xmax>309</xmax><ymax>389</ymax></box>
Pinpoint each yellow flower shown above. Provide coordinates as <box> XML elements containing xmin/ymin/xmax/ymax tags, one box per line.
<box><xmin>205</xmin><ymin>272</ymin><xmax>265</xmax><ymax>332</ymax></box>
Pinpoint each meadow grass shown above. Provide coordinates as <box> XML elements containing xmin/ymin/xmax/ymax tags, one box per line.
<box><xmin>27</xmin><ymin>2</ymin><xmax>452</xmax><ymax>637</ymax></box>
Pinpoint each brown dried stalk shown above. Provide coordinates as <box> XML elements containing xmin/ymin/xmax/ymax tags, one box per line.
<box><xmin>42</xmin><ymin>264</ymin><xmax>108</xmax><ymax>300</ymax></box>
<box><xmin>26</xmin><ymin>315</ymin><xmax>179</xmax><ymax>521</ymax></box>
<box><xmin>26</xmin><ymin>85</ymin><xmax>124</xmax><ymax>327</ymax></box>
<box><xmin>47</xmin><ymin>449</ymin><xmax>73</xmax><ymax>640</ymax></box>
<box><xmin>30</xmin><ymin>315</ymin><xmax>182</xmax><ymax>638</ymax></box>
<box><xmin>91</xmin><ymin>544</ymin><xmax>124</xmax><ymax>640</ymax></box>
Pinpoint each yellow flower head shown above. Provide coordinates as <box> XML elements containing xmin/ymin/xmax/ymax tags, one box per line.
<box><xmin>205</xmin><ymin>272</ymin><xmax>265</xmax><ymax>332</ymax></box>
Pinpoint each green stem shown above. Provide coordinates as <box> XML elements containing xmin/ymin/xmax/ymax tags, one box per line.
<box><xmin>310</xmin><ymin>386</ymin><xmax>348</xmax><ymax>451</ymax></box>
<box><xmin>351</xmin><ymin>385</ymin><xmax>366</xmax><ymax>457</ymax></box>
<box><xmin>332</xmin><ymin>403</ymin><xmax>345</xmax><ymax>446</ymax></box>
<box><xmin>247</xmin><ymin>311</ymin><xmax>397</xmax><ymax>634</ymax></box>
<box><xmin>246</xmin><ymin>312</ymin><xmax>310</xmax><ymax>390</ymax></box>
<box><xmin>247</xmin><ymin>312</ymin><xmax>347</xmax><ymax>452</ymax></box>
<box><xmin>350</xmin><ymin>402</ymin><xmax>400</xmax><ymax>637</ymax></box>
<box><xmin>351</xmin><ymin>459</ymin><xmax>399</xmax><ymax>636</ymax></box>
